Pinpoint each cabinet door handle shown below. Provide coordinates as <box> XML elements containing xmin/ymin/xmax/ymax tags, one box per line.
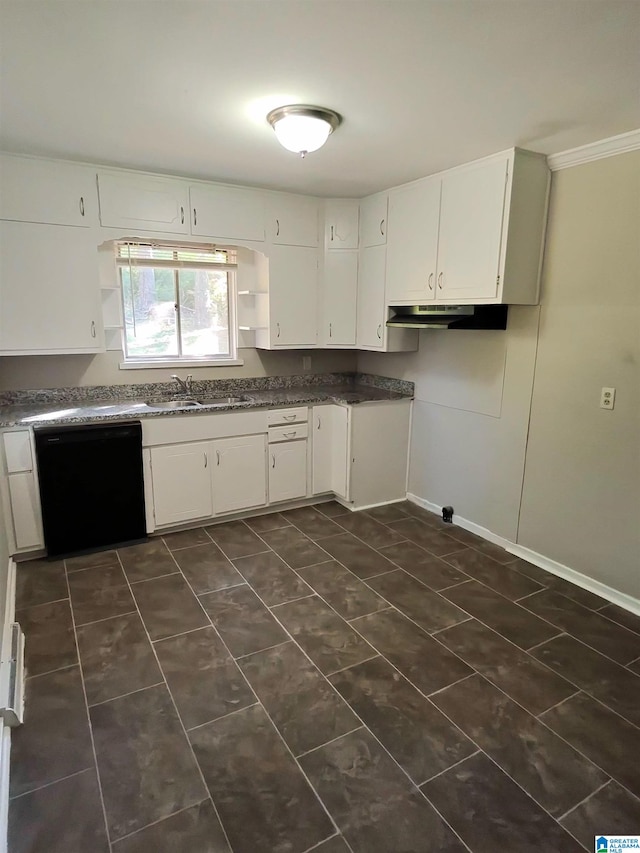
<box><xmin>317</xmin><ymin>417</ymin><xmax>321</xmax><ymax>430</ymax></box>
<box><xmin>276</xmin><ymin>322</ymin><xmax>281</xmax><ymax>338</ymax></box>
<box><xmin>380</xmin><ymin>218</ymin><xmax>385</xmax><ymax>236</ymax></box>
<box><xmin>275</xmin><ymin>218</ymin><xmax>280</xmax><ymax>236</ymax></box>
<box><xmin>330</xmin><ymin>225</ymin><xmax>334</xmax><ymax>242</ymax></box>
<box><xmin>79</xmin><ymin>196</ymin><xmax>85</xmax><ymax>217</ymax></box>
<box><xmin>377</xmin><ymin>323</ymin><xmax>382</xmax><ymax>340</ymax></box>
<box><xmin>193</xmin><ymin>208</ymin><xmax>197</xmax><ymax>226</ymax></box>
<box><xmin>437</xmin><ymin>272</ymin><xmax>444</xmax><ymax>290</ymax></box>
<box><xmin>272</xmin><ymin>454</ymin><xmax>276</xmax><ymax>468</ymax></box>
<box><xmin>428</xmin><ymin>273</ymin><xmax>434</xmax><ymax>291</ymax></box>
<box><xmin>216</xmin><ymin>450</ymin><xmax>220</xmax><ymax>466</ymax></box>
<box><xmin>283</xmin><ymin>414</ymin><xmax>296</xmax><ymax>421</ymax></box>
<box><xmin>329</xmin><ymin>322</ymin><xmax>332</xmax><ymax>338</ymax></box>
<box><xmin>204</xmin><ymin>452</ymin><xmax>208</xmax><ymax>468</ymax></box>
<box><xmin>180</xmin><ymin>206</ymin><xmax>185</xmax><ymax>225</ymax></box>
<box><xmin>90</xmin><ymin>320</ymin><xmax>96</xmax><ymax>338</ymax></box>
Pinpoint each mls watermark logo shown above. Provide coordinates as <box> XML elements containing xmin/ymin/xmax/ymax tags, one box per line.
<box><xmin>596</xmin><ymin>837</ymin><xmax>640</xmax><ymax>852</ymax></box>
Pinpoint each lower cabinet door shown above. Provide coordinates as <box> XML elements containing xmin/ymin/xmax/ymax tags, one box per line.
<box><xmin>212</xmin><ymin>434</ymin><xmax>267</xmax><ymax>515</ymax></box>
<box><xmin>269</xmin><ymin>440</ymin><xmax>307</xmax><ymax>503</ymax></box>
<box><xmin>312</xmin><ymin>406</ymin><xmax>350</xmax><ymax>499</ymax></box>
<box><xmin>150</xmin><ymin>442</ymin><xmax>212</xmax><ymax>527</ymax></box>
<box><xmin>8</xmin><ymin>472</ymin><xmax>43</xmax><ymax>550</ymax></box>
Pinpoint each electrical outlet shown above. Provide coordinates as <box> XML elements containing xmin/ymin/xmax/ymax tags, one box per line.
<box><xmin>600</xmin><ymin>387</ymin><xmax>616</xmax><ymax>410</ymax></box>
<box><xmin>302</xmin><ymin>356</ymin><xmax>312</xmax><ymax>371</ymax></box>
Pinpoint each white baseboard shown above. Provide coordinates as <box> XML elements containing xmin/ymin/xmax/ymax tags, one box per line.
<box><xmin>406</xmin><ymin>493</ymin><xmax>640</xmax><ymax>618</ymax></box>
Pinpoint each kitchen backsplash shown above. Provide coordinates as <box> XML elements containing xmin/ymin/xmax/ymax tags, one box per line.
<box><xmin>0</xmin><ymin>372</ymin><xmax>414</xmax><ymax>406</ymax></box>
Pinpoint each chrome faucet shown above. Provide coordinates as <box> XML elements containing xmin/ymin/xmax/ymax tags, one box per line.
<box><xmin>170</xmin><ymin>374</ymin><xmax>193</xmax><ymax>396</ymax></box>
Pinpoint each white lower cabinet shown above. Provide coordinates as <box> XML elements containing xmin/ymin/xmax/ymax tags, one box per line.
<box><xmin>8</xmin><ymin>473</ymin><xmax>43</xmax><ymax>551</ymax></box>
<box><xmin>150</xmin><ymin>442</ymin><xmax>213</xmax><ymax>527</ymax></box>
<box><xmin>212</xmin><ymin>434</ymin><xmax>266</xmax><ymax>515</ymax></box>
<box><xmin>312</xmin><ymin>405</ymin><xmax>349</xmax><ymax>499</ymax></box>
<box><xmin>269</xmin><ymin>441</ymin><xmax>308</xmax><ymax>503</ymax></box>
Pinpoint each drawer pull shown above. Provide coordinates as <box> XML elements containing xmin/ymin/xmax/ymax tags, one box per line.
<box><xmin>283</xmin><ymin>414</ymin><xmax>297</xmax><ymax>421</ymax></box>
<box><xmin>283</xmin><ymin>431</ymin><xmax>297</xmax><ymax>439</ymax></box>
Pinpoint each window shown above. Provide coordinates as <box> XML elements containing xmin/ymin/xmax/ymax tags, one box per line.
<box><xmin>116</xmin><ymin>242</ymin><xmax>238</xmax><ymax>365</ymax></box>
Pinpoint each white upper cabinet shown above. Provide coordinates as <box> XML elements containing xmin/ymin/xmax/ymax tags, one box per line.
<box><xmin>386</xmin><ymin>178</ymin><xmax>441</xmax><ymax>304</ymax></box>
<box><xmin>265</xmin><ymin>245</ymin><xmax>318</xmax><ymax>347</ymax></box>
<box><xmin>385</xmin><ymin>149</ymin><xmax>549</xmax><ymax>305</ymax></box>
<box><xmin>322</xmin><ymin>252</ymin><xmax>358</xmax><ymax>346</ymax></box>
<box><xmin>0</xmin><ymin>154</ymin><xmax>96</xmax><ymax>227</ymax></box>
<box><xmin>356</xmin><ymin>245</ymin><xmax>387</xmax><ymax>349</ymax></box>
<box><xmin>268</xmin><ymin>194</ymin><xmax>319</xmax><ymax>246</ymax></box>
<box><xmin>359</xmin><ymin>192</ymin><xmax>388</xmax><ymax>247</ymax></box>
<box><xmin>436</xmin><ymin>156</ymin><xmax>508</xmax><ymax>302</ymax></box>
<box><xmin>190</xmin><ymin>184</ymin><xmax>265</xmax><ymax>241</ymax></box>
<box><xmin>0</xmin><ymin>221</ymin><xmax>103</xmax><ymax>354</ymax></box>
<box><xmin>324</xmin><ymin>200</ymin><xmax>359</xmax><ymax>249</ymax></box>
<box><xmin>97</xmin><ymin>172</ymin><xmax>189</xmax><ymax>233</ymax></box>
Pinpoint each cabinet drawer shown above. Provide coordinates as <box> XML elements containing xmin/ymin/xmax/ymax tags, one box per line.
<box><xmin>268</xmin><ymin>423</ymin><xmax>308</xmax><ymax>443</ymax></box>
<box><xmin>267</xmin><ymin>407</ymin><xmax>308</xmax><ymax>426</ymax></box>
<box><xmin>3</xmin><ymin>431</ymin><xmax>34</xmax><ymax>473</ymax></box>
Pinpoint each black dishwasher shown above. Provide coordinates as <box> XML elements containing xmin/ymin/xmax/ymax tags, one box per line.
<box><xmin>35</xmin><ymin>421</ymin><xmax>146</xmax><ymax>557</ymax></box>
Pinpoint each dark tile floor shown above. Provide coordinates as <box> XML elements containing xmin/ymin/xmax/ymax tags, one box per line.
<box><xmin>10</xmin><ymin>500</ymin><xmax>640</xmax><ymax>852</ymax></box>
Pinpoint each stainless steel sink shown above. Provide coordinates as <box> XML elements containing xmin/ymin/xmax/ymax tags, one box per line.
<box><xmin>198</xmin><ymin>396</ymin><xmax>249</xmax><ymax>406</ymax></box>
<box><xmin>145</xmin><ymin>399</ymin><xmax>202</xmax><ymax>409</ymax></box>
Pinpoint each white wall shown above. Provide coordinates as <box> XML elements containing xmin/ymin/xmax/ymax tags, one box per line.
<box><xmin>359</xmin><ymin>148</ymin><xmax>640</xmax><ymax>600</ymax></box>
<box><xmin>0</xmin><ymin>348</ymin><xmax>357</xmax><ymax>391</ymax></box>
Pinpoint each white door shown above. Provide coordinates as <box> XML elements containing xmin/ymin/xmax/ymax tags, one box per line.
<box><xmin>212</xmin><ymin>434</ymin><xmax>267</xmax><ymax>515</ymax></box>
<box><xmin>268</xmin><ymin>194</ymin><xmax>319</xmax><ymax>246</ymax></box>
<box><xmin>0</xmin><ymin>221</ymin><xmax>103</xmax><ymax>353</ymax></box>
<box><xmin>269</xmin><ymin>441</ymin><xmax>308</xmax><ymax>503</ymax></box>
<box><xmin>323</xmin><ymin>252</ymin><xmax>357</xmax><ymax>346</ymax></box>
<box><xmin>325</xmin><ymin>200</ymin><xmax>359</xmax><ymax>249</ymax></box>
<box><xmin>386</xmin><ymin>179</ymin><xmax>441</xmax><ymax>303</ymax></box>
<box><xmin>268</xmin><ymin>245</ymin><xmax>318</xmax><ymax>346</ymax></box>
<box><xmin>0</xmin><ymin>154</ymin><xmax>95</xmax><ymax>227</ymax></box>
<box><xmin>356</xmin><ymin>244</ymin><xmax>386</xmax><ymax>350</ymax></box>
<box><xmin>150</xmin><ymin>442</ymin><xmax>212</xmax><ymax>527</ymax></box>
<box><xmin>190</xmin><ymin>184</ymin><xmax>265</xmax><ymax>241</ymax></box>
<box><xmin>359</xmin><ymin>193</ymin><xmax>388</xmax><ymax>247</ymax></box>
<box><xmin>97</xmin><ymin>173</ymin><xmax>189</xmax><ymax>233</ymax></box>
<box><xmin>436</xmin><ymin>157</ymin><xmax>508</xmax><ymax>302</ymax></box>
<box><xmin>312</xmin><ymin>405</ymin><xmax>350</xmax><ymax>499</ymax></box>
<box><xmin>311</xmin><ymin>407</ymin><xmax>332</xmax><ymax>495</ymax></box>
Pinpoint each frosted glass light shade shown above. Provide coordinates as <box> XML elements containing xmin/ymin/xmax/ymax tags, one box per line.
<box><xmin>267</xmin><ymin>105</ymin><xmax>341</xmax><ymax>157</ymax></box>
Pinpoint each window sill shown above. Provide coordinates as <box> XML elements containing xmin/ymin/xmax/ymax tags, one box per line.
<box><xmin>119</xmin><ymin>358</ymin><xmax>245</xmax><ymax>370</ymax></box>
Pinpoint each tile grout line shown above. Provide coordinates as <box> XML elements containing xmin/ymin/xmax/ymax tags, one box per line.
<box><xmin>74</xmin><ymin>608</ymin><xmax>138</xmax><ymax>630</ymax></box>
<box><xmin>416</xmin><ymin>748</ymin><xmax>482</xmax><ymax>789</ymax></box>
<box><xmin>87</xmin><ymin>681</ymin><xmax>167</xmax><ymax>710</ymax></box>
<box><xmin>167</xmin><ymin>535</ymin><xmax>343</xmax><ymax>846</ymax></box>
<box><xmin>8</xmin><ymin>766</ymin><xmax>96</xmax><ymax>802</ymax></box>
<box><xmin>523</xmin><ymin>622</ymin><xmax>640</xmax><ymax>671</ymax></box>
<box><xmin>295</xmin><ymin>726</ymin><xmax>366</xmax><ymax>759</ymax></box>
<box><xmin>554</xmin><ymin>778</ymin><xmax>612</xmax><ymax>823</ymax></box>
<box><xmin>185</xmin><ymin>702</ymin><xmax>261</xmax><ymax>734</ymax></box>
<box><xmin>325</xmin><ymin>654</ymin><xmax>381</xmax><ymax>678</ymax></box>
<box><xmin>109</xmin><ymin>797</ymin><xmax>213</xmax><ymax>847</ymax></box>
<box><xmin>62</xmin><ymin>557</ymin><xmax>114</xmax><ymax>853</ymax></box>
<box><xmin>233</xmin><ymin>639</ymin><xmax>291</xmax><ymax>661</ymax></box>
<box><xmin>112</xmin><ymin>546</ymin><xmax>238</xmax><ymax>852</ymax></box>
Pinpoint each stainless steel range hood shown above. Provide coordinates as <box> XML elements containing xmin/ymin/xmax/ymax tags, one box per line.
<box><xmin>386</xmin><ymin>305</ymin><xmax>508</xmax><ymax>330</ymax></box>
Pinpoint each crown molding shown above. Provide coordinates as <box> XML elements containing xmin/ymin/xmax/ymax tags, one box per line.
<box><xmin>547</xmin><ymin>128</ymin><xmax>640</xmax><ymax>171</ymax></box>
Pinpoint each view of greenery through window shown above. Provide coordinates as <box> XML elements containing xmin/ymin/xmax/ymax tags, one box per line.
<box><xmin>117</xmin><ymin>244</ymin><xmax>234</xmax><ymax>360</ymax></box>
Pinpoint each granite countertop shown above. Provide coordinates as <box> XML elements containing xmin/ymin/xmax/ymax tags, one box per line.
<box><xmin>0</xmin><ymin>375</ymin><xmax>413</xmax><ymax>429</ymax></box>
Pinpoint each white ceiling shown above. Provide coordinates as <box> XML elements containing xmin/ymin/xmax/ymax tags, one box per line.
<box><xmin>0</xmin><ymin>1</ymin><xmax>638</xmax><ymax>197</ymax></box>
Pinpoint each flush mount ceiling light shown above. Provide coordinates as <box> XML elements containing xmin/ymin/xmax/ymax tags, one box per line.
<box><xmin>266</xmin><ymin>105</ymin><xmax>341</xmax><ymax>158</ymax></box>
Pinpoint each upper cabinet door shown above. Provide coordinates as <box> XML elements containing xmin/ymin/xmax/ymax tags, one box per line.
<box><xmin>436</xmin><ymin>157</ymin><xmax>508</xmax><ymax>302</ymax></box>
<box><xmin>359</xmin><ymin>193</ymin><xmax>388</xmax><ymax>247</ymax></box>
<box><xmin>268</xmin><ymin>194</ymin><xmax>319</xmax><ymax>247</ymax></box>
<box><xmin>0</xmin><ymin>154</ymin><xmax>96</xmax><ymax>227</ymax></box>
<box><xmin>322</xmin><ymin>251</ymin><xmax>357</xmax><ymax>346</ymax></box>
<box><xmin>191</xmin><ymin>184</ymin><xmax>265</xmax><ymax>241</ymax></box>
<box><xmin>356</xmin><ymin>244</ymin><xmax>386</xmax><ymax>349</ymax></box>
<box><xmin>0</xmin><ymin>221</ymin><xmax>102</xmax><ymax>353</ymax></box>
<box><xmin>268</xmin><ymin>245</ymin><xmax>318</xmax><ymax>346</ymax></box>
<box><xmin>386</xmin><ymin>179</ymin><xmax>441</xmax><ymax>304</ymax></box>
<box><xmin>98</xmin><ymin>172</ymin><xmax>189</xmax><ymax>234</ymax></box>
<box><xmin>324</xmin><ymin>200</ymin><xmax>359</xmax><ymax>249</ymax></box>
